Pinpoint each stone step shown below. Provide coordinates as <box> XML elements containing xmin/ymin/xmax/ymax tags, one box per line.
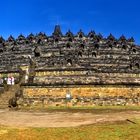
<box><xmin>0</xmin><ymin>84</ymin><xmax>21</xmax><ymax>108</ymax></box>
<box><xmin>0</xmin><ymin>103</ymin><xmax>8</xmax><ymax>105</ymax></box>
<box><xmin>0</xmin><ymin>105</ymin><xmax>9</xmax><ymax>109</ymax></box>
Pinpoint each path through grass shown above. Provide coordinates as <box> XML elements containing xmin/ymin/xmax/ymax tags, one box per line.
<box><xmin>0</xmin><ymin>119</ymin><xmax>140</xmax><ymax>140</ymax></box>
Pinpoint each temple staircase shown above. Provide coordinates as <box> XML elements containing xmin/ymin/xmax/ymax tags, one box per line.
<box><xmin>0</xmin><ymin>70</ymin><xmax>26</xmax><ymax>109</ymax></box>
<box><xmin>0</xmin><ymin>84</ymin><xmax>21</xmax><ymax>109</ymax></box>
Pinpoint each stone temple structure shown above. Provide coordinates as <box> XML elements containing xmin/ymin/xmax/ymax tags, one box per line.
<box><xmin>0</xmin><ymin>25</ymin><xmax>140</xmax><ymax>107</ymax></box>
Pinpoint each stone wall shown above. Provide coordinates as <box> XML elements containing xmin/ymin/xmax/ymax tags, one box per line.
<box><xmin>23</xmin><ymin>85</ymin><xmax>140</xmax><ymax>97</ymax></box>
<box><xmin>35</xmin><ymin>71</ymin><xmax>140</xmax><ymax>77</ymax></box>
<box><xmin>33</xmin><ymin>71</ymin><xmax>140</xmax><ymax>85</ymax></box>
<box><xmin>0</xmin><ymin>73</ymin><xmax>19</xmax><ymax>78</ymax></box>
<box><xmin>20</xmin><ymin>85</ymin><xmax>140</xmax><ymax>107</ymax></box>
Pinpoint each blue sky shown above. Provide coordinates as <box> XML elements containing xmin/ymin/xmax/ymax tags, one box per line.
<box><xmin>0</xmin><ymin>0</ymin><xmax>140</xmax><ymax>44</ymax></box>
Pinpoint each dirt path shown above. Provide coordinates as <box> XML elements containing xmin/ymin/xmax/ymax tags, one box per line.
<box><xmin>0</xmin><ymin>109</ymin><xmax>140</xmax><ymax>128</ymax></box>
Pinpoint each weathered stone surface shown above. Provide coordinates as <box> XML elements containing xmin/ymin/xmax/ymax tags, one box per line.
<box><xmin>0</xmin><ymin>25</ymin><xmax>140</xmax><ymax>107</ymax></box>
<box><xmin>23</xmin><ymin>86</ymin><xmax>140</xmax><ymax>97</ymax></box>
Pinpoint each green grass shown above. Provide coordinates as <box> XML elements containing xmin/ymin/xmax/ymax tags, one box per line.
<box><xmin>18</xmin><ymin>105</ymin><xmax>140</xmax><ymax>114</ymax></box>
<box><xmin>46</xmin><ymin>105</ymin><xmax>140</xmax><ymax>110</ymax></box>
<box><xmin>0</xmin><ymin>119</ymin><xmax>140</xmax><ymax>140</ymax></box>
<box><xmin>6</xmin><ymin>106</ymin><xmax>140</xmax><ymax>139</ymax></box>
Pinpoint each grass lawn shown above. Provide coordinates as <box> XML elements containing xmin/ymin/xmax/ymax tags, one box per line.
<box><xmin>1</xmin><ymin>106</ymin><xmax>140</xmax><ymax>140</ymax></box>
<box><xmin>19</xmin><ymin>105</ymin><xmax>140</xmax><ymax>113</ymax></box>
<box><xmin>0</xmin><ymin>119</ymin><xmax>140</xmax><ymax>140</ymax></box>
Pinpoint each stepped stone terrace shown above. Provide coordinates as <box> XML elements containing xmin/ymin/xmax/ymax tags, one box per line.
<box><xmin>0</xmin><ymin>25</ymin><xmax>140</xmax><ymax>107</ymax></box>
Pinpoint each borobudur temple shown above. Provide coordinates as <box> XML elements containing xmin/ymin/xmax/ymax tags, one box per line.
<box><xmin>0</xmin><ymin>25</ymin><xmax>140</xmax><ymax>107</ymax></box>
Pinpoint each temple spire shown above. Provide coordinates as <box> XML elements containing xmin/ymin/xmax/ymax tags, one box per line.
<box><xmin>52</xmin><ymin>25</ymin><xmax>63</xmax><ymax>37</ymax></box>
<box><xmin>107</xmin><ymin>33</ymin><xmax>115</xmax><ymax>41</ymax></box>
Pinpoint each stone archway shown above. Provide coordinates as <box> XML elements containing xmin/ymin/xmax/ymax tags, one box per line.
<box><xmin>135</xmin><ymin>63</ymin><xmax>140</xmax><ymax>69</ymax></box>
<box><xmin>67</xmin><ymin>59</ymin><xmax>72</xmax><ymax>66</ymax></box>
<box><xmin>34</xmin><ymin>47</ymin><xmax>41</xmax><ymax>57</ymax></box>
